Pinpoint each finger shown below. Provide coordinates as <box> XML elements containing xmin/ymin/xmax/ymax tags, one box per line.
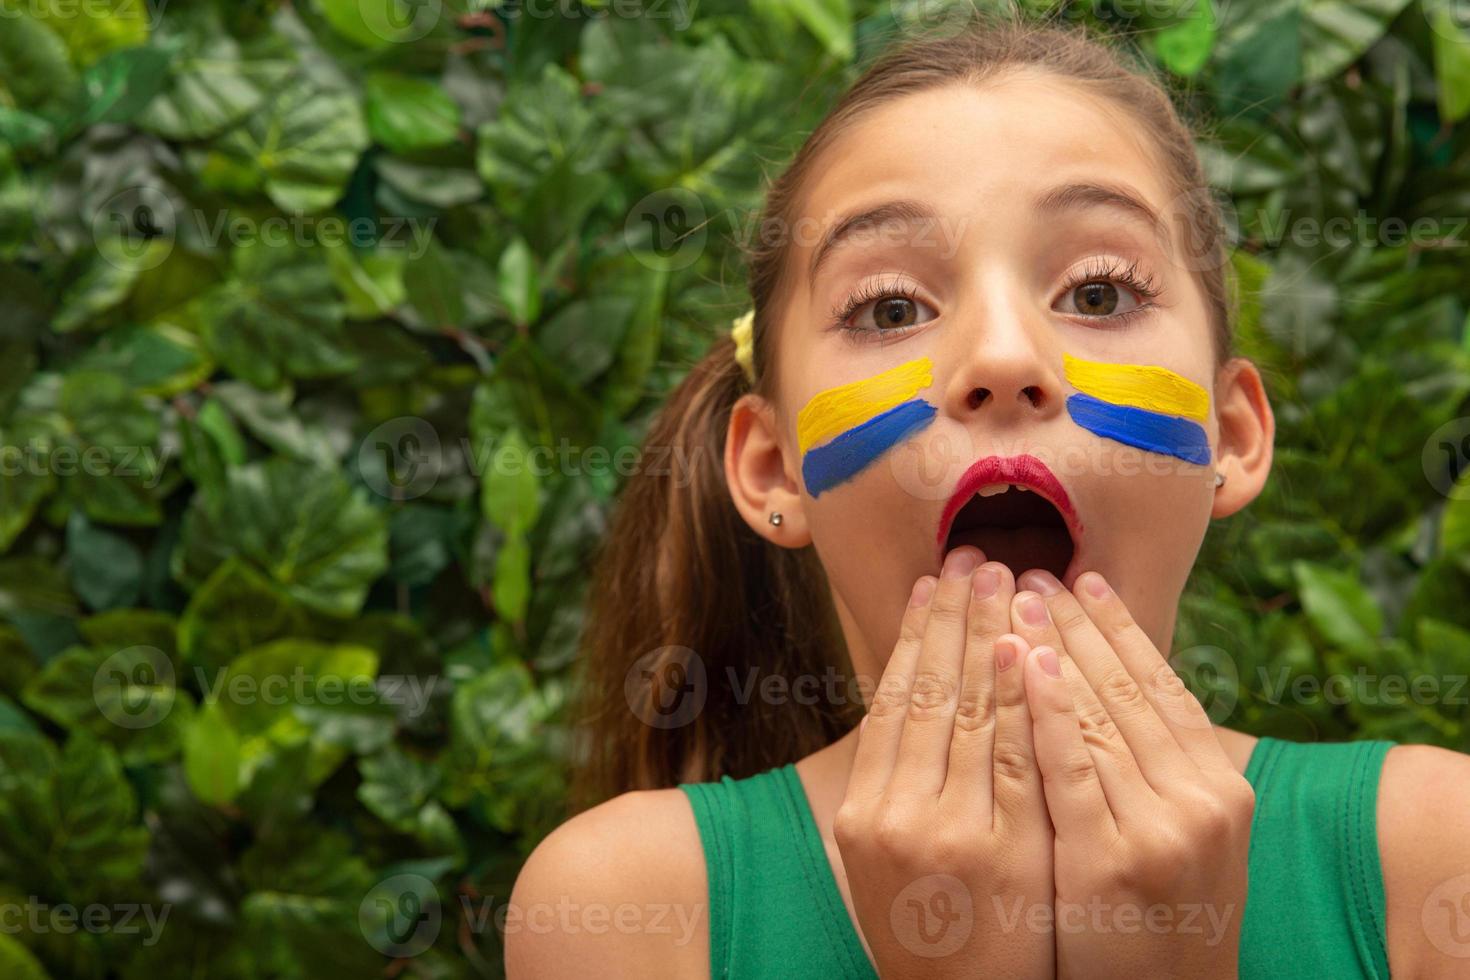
<box><xmin>1073</xmin><ymin>572</ymin><xmax>1236</xmax><ymax>773</ymax></box>
<box><xmin>989</xmin><ymin>632</ymin><xmax>1048</xmax><ymax>835</ymax></box>
<box><xmin>1012</xmin><ymin>589</ymin><xmax>1154</xmax><ymax>814</ymax></box>
<box><xmin>891</xmin><ymin>546</ymin><xmax>983</xmax><ymax>798</ymax></box>
<box><xmin>1018</xmin><ymin>570</ymin><xmax>1194</xmax><ymax>791</ymax></box>
<box><xmin>943</xmin><ymin>561</ymin><xmax>1013</xmax><ymax>813</ymax></box>
<box><xmin>848</xmin><ymin>575</ymin><xmax>935</xmax><ymax>801</ymax></box>
<box><xmin>1023</xmin><ymin>644</ymin><xmax>1117</xmax><ymax>846</ymax></box>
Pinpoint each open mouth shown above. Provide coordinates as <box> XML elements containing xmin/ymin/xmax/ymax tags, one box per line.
<box><xmin>936</xmin><ymin>455</ymin><xmax>1081</xmax><ymax>582</ymax></box>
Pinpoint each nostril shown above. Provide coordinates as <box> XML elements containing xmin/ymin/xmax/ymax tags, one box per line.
<box><xmin>1021</xmin><ymin>385</ymin><xmax>1044</xmax><ymax>408</ymax></box>
<box><xmin>967</xmin><ymin>387</ymin><xmax>991</xmax><ymax>411</ymax></box>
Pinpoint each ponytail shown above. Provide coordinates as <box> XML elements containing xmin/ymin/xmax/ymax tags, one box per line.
<box><xmin>568</xmin><ymin>335</ymin><xmax>855</xmax><ymax>811</ymax></box>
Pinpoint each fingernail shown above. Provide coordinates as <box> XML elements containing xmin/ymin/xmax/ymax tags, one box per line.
<box><xmin>1081</xmin><ymin>572</ymin><xmax>1110</xmax><ymax>599</ymax></box>
<box><xmin>1035</xmin><ymin>646</ymin><xmax>1061</xmax><ymax>677</ymax></box>
<box><xmin>972</xmin><ymin>564</ymin><xmax>1001</xmax><ymax>600</ymax></box>
<box><xmin>911</xmin><ymin>577</ymin><xmax>936</xmax><ymax>606</ymax></box>
<box><xmin>943</xmin><ymin>548</ymin><xmax>978</xmax><ymax>579</ymax></box>
<box><xmin>1025</xmin><ymin>570</ymin><xmax>1062</xmax><ymax>596</ymax></box>
<box><xmin>995</xmin><ymin>636</ymin><xmax>1019</xmax><ymax>671</ymax></box>
<box><xmin>1018</xmin><ymin>592</ymin><xmax>1049</xmax><ymax>626</ymax></box>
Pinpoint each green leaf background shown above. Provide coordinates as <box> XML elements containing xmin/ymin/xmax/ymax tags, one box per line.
<box><xmin>2</xmin><ymin>0</ymin><xmax>1470</xmax><ymax>976</ymax></box>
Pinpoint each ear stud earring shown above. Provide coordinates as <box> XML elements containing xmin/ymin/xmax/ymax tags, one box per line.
<box><xmin>768</xmin><ymin>512</ymin><xmax>783</xmax><ymax>527</ymax></box>
<box><xmin>1214</xmin><ymin>471</ymin><xmax>1226</xmax><ymax>488</ymax></box>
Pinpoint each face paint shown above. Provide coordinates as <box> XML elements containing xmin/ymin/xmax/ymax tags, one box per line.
<box><xmin>798</xmin><ymin>357</ymin><xmax>936</xmax><ymax>497</ymax></box>
<box><xmin>1063</xmin><ymin>353</ymin><xmax>1212</xmax><ymax>465</ymax></box>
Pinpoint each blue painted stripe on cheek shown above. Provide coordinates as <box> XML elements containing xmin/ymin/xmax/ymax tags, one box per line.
<box><xmin>801</xmin><ymin>399</ymin><xmax>938</xmax><ymax>498</ymax></box>
<box><xmin>1066</xmin><ymin>393</ymin><xmax>1212</xmax><ymax>466</ymax></box>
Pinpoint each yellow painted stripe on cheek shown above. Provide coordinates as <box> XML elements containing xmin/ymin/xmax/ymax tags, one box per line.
<box><xmin>796</xmin><ymin>357</ymin><xmax>934</xmax><ymax>453</ymax></box>
<box><xmin>1063</xmin><ymin>353</ymin><xmax>1210</xmax><ymax>421</ymax></box>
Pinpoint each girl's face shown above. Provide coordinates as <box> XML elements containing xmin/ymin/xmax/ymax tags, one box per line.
<box><xmin>727</xmin><ymin>73</ymin><xmax>1273</xmax><ymax>669</ymax></box>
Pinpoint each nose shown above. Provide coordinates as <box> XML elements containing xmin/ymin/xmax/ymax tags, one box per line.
<box><xmin>940</xmin><ymin>292</ymin><xmax>1064</xmax><ymax>428</ymax></box>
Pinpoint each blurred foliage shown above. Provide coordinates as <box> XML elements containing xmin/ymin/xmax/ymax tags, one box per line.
<box><xmin>0</xmin><ymin>0</ymin><xmax>1468</xmax><ymax>976</ymax></box>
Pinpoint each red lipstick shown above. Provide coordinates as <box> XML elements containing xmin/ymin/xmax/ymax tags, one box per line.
<box><xmin>936</xmin><ymin>454</ymin><xmax>1081</xmax><ymax>562</ymax></box>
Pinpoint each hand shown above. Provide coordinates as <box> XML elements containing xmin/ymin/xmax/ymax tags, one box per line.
<box><xmin>1009</xmin><ymin>569</ymin><xmax>1253</xmax><ymax>980</ymax></box>
<box><xmin>835</xmin><ymin>546</ymin><xmax>1054</xmax><ymax>979</ymax></box>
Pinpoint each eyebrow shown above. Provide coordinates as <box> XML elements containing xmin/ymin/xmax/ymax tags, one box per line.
<box><xmin>805</xmin><ymin>181</ymin><xmax>1168</xmax><ymax>281</ymax></box>
<box><xmin>807</xmin><ymin>199</ymin><xmax>940</xmax><ymax>280</ymax></box>
<box><xmin>1032</xmin><ymin>180</ymin><xmax>1168</xmax><ymax>247</ymax></box>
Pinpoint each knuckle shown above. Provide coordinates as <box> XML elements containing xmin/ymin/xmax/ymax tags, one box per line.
<box><xmin>990</xmin><ymin>742</ymin><xmax>1034</xmax><ymax>785</ymax></box>
<box><xmin>871</xmin><ymin>674</ymin><xmax>912</xmax><ymax>717</ymax></box>
<box><xmin>927</xmin><ymin>589</ymin><xmax>966</xmax><ymax>624</ymax></box>
<box><xmin>1147</xmin><ymin>660</ymin><xmax>1191</xmax><ymax>702</ymax></box>
<box><xmin>1051</xmin><ymin>602</ymin><xmax>1091</xmax><ymax>634</ymax></box>
<box><xmin>951</xmin><ymin>683</ymin><xmax>995</xmax><ymax>735</ymax></box>
<box><xmin>1044</xmin><ymin>750</ymin><xmax>1098</xmax><ymax>790</ymax></box>
<box><xmin>873</xmin><ymin>803</ymin><xmax>920</xmax><ymax>854</ymax></box>
<box><xmin>832</xmin><ymin>803</ymin><xmax>868</xmax><ymax>848</ymax></box>
<box><xmin>907</xmin><ymin>669</ymin><xmax>958</xmax><ymax>716</ymax></box>
<box><xmin>1076</xmin><ymin>702</ymin><xmax>1121</xmax><ymax>746</ymax></box>
<box><xmin>1095</xmin><ymin>669</ymin><xmax>1148</xmax><ymax>716</ymax></box>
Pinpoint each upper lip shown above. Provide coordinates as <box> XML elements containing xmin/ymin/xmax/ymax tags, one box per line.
<box><xmin>935</xmin><ymin>454</ymin><xmax>1083</xmax><ymax>560</ymax></box>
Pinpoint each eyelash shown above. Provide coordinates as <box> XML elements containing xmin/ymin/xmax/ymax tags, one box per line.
<box><xmin>1058</xmin><ymin>255</ymin><xmax>1161</xmax><ymax>328</ymax></box>
<box><xmin>828</xmin><ymin>257</ymin><xmax>1162</xmax><ymax>338</ymax></box>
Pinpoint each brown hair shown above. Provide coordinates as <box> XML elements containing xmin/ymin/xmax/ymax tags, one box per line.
<box><xmin>570</xmin><ymin>9</ymin><xmax>1233</xmax><ymax>811</ymax></box>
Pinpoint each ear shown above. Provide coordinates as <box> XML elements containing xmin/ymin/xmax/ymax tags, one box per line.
<box><xmin>725</xmin><ymin>393</ymin><xmax>810</xmax><ymax>547</ymax></box>
<box><xmin>1211</xmin><ymin>357</ymin><xmax>1274</xmax><ymax>518</ymax></box>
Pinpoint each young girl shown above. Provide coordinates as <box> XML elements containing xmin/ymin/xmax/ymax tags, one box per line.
<box><xmin>507</xmin><ymin>14</ymin><xmax>1470</xmax><ymax>980</ymax></box>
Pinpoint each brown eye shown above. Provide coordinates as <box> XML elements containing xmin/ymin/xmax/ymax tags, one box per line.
<box><xmin>872</xmin><ymin>296</ymin><xmax>918</xmax><ymax>329</ymax></box>
<box><xmin>1072</xmin><ymin>281</ymin><xmax>1119</xmax><ymax>316</ymax></box>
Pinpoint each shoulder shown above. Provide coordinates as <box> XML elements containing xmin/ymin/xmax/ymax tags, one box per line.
<box><xmin>1377</xmin><ymin>744</ymin><xmax>1470</xmax><ymax>980</ymax></box>
<box><xmin>505</xmin><ymin>787</ymin><xmax>709</xmax><ymax>979</ymax></box>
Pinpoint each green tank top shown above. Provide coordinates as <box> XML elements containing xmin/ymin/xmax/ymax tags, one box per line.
<box><xmin>678</xmin><ymin>735</ymin><xmax>1397</xmax><ymax>979</ymax></box>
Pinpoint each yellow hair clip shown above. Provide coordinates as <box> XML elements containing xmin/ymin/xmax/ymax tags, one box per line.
<box><xmin>730</xmin><ymin>307</ymin><xmax>756</xmax><ymax>383</ymax></box>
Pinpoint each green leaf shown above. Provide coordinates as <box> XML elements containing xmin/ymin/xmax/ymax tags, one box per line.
<box><xmin>0</xmin><ymin>8</ymin><xmax>77</xmax><ymax>114</ymax></box>
<box><xmin>536</xmin><ymin>295</ymin><xmax>636</xmax><ymax>386</ymax></box>
<box><xmin>402</xmin><ymin>238</ymin><xmax>465</xmax><ymax>330</ymax></box>
<box><xmin>175</xmin><ymin>458</ymin><xmax>389</xmax><ymax>617</ymax></box>
<box><xmin>215</xmin><ymin>84</ymin><xmax>368</xmax><ymax>213</ymax></box>
<box><xmin>781</xmin><ymin>0</ymin><xmax>854</xmax><ymax>60</ymax></box>
<box><xmin>0</xmin><ymin>932</ymin><xmax>50</xmax><ymax>980</ymax></box>
<box><xmin>325</xmin><ymin>241</ymin><xmax>406</xmax><ymax>320</ymax></box>
<box><xmin>1430</xmin><ymin>6</ymin><xmax>1470</xmax><ymax>123</ymax></box>
<box><xmin>184</xmin><ymin>701</ymin><xmax>242</xmax><ymax>805</ymax></box>
<box><xmin>315</xmin><ymin>0</ymin><xmax>441</xmax><ymax>48</ymax></box>
<box><xmin>364</xmin><ymin>72</ymin><xmax>461</xmax><ymax>154</ymax></box>
<box><xmin>71</xmin><ymin>323</ymin><xmax>213</xmax><ymax>397</ymax></box>
<box><xmin>497</xmin><ymin>238</ymin><xmax>540</xmax><ymax>328</ymax></box>
<box><xmin>1153</xmin><ymin>0</ymin><xmax>1217</xmax><ymax>77</ymax></box>
<box><xmin>21</xmin><ymin>643</ymin><xmax>194</xmax><ymax>764</ymax></box>
<box><xmin>492</xmin><ymin>530</ymin><xmax>531</xmax><ymax>623</ymax></box>
<box><xmin>179</xmin><ymin>557</ymin><xmax>309</xmax><ymax>672</ymax></box>
<box><xmin>197</xmin><ymin>240</ymin><xmax>357</xmax><ymax>388</ymax></box>
<box><xmin>1301</xmin><ymin>0</ymin><xmax>1414</xmax><ymax>82</ymax></box>
<box><xmin>481</xmin><ymin>428</ymin><xmax>541</xmax><ymax>535</ymax></box>
<box><xmin>137</xmin><ymin>24</ymin><xmax>284</xmax><ymax>140</ymax></box>
<box><xmin>19</xmin><ymin>0</ymin><xmax>149</xmax><ymax>67</ymax></box>
<box><xmin>1293</xmin><ymin>560</ymin><xmax>1384</xmax><ymax>651</ymax></box>
<box><xmin>65</xmin><ymin>511</ymin><xmax>143</xmax><ymax>611</ymax></box>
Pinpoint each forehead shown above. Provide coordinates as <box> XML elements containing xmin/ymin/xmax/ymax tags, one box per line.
<box><xmin>792</xmin><ymin>72</ymin><xmax>1176</xmax><ymax>252</ymax></box>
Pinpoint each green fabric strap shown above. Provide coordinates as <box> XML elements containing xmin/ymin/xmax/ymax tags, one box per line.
<box><xmin>680</xmin><ymin>735</ymin><xmax>1397</xmax><ymax>979</ymax></box>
